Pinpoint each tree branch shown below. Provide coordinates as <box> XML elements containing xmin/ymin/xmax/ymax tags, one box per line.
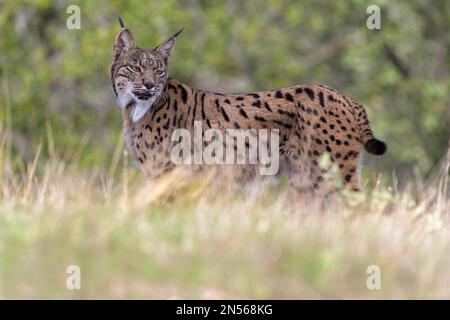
<box><xmin>382</xmin><ymin>44</ymin><xmax>410</xmax><ymax>78</ymax></box>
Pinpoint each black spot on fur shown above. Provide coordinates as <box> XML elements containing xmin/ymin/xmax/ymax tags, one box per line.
<box><xmin>252</xmin><ymin>100</ymin><xmax>261</xmax><ymax>108</ymax></box>
<box><xmin>220</xmin><ymin>107</ymin><xmax>230</xmax><ymax>122</ymax></box>
<box><xmin>304</xmin><ymin>88</ymin><xmax>315</xmax><ymax>101</ymax></box>
<box><xmin>285</xmin><ymin>93</ymin><xmax>294</xmax><ymax>101</ymax></box>
<box><xmin>168</xmin><ymin>83</ymin><xmax>177</xmax><ymax>93</ymax></box>
<box><xmin>215</xmin><ymin>99</ymin><xmax>230</xmax><ymax>122</ymax></box>
<box><xmin>318</xmin><ymin>91</ymin><xmax>325</xmax><ymax>107</ymax></box>
<box><xmin>278</xmin><ymin>109</ymin><xmax>296</xmax><ymax>118</ymax></box>
<box><xmin>178</xmin><ymin>84</ymin><xmax>188</xmax><ymax>103</ymax></box>
<box><xmin>274</xmin><ymin>120</ymin><xmax>293</xmax><ymax>129</ymax></box>
<box><xmin>201</xmin><ymin>94</ymin><xmax>206</xmax><ymax>119</ymax></box>
<box><xmin>239</xmin><ymin>109</ymin><xmax>248</xmax><ymax>118</ymax></box>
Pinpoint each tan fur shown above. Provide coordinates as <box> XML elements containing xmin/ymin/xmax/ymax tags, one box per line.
<box><xmin>111</xmin><ymin>23</ymin><xmax>386</xmax><ymax>193</ymax></box>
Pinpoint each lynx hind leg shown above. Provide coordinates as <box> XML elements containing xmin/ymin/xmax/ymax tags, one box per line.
<box><xmin>289</xmin><ymin>141</ymin><xmax>360</xmax><ymax>196</ymax></box>
<box><xmin>321</xmin><ymin>142</ymin><xmax>362</xmax><ymax>192</ymax></box>
<box><xmin>295</xmin><ymin>137</ymin><xmax>334</xmax><ymax>195</ymax></box>
<box><xmin>337</xmin><ymin>149</ymin><xmax>362</xmax><ymax>192</ymax></box>
<box><xmin>287</xmin><ymin>131</ymin><xmax>329</xmax><ymax>195</ymax></box>
<box><xmin>288</xmin><ymin>155</ymin><xmax>333</xmax><ymax>198</ymax></box>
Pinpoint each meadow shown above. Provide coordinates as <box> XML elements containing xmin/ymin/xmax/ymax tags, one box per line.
<box><xmin>0</xmin><ymin>130</ymin><xmax>448</xmax><ymax>298</ymax></box>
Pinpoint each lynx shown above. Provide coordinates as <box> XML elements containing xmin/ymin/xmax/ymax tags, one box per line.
<box><xmin>111</xmin><ymin>19</ymin><xmax>387</xmax><ymax>192</ymax></box>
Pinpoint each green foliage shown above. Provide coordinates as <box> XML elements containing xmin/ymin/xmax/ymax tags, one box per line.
<box><xmin>0</xmin><ymin>0</ymin><xmax>449</xmax><ymax>177</ymax></box>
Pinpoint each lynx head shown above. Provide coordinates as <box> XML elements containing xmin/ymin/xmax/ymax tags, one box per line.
<box><xmin>111</xmin><ymin>18</ymin><xmax>183</xmax><ymax>123</ymax></box>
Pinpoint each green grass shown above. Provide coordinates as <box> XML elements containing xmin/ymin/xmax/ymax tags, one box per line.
<box><xmin>0</xmin><ymin>136</ymin><xmax>449</xmax><ymax>299</ymax></box>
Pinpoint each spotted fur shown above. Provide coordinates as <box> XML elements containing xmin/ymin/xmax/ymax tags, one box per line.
<box><xmin>111</xmin><ymin>20</ymin><xmax>387</xmax><ymax>192</ymax></box>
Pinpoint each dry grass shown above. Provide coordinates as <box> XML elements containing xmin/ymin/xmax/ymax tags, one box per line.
<box><xmin>0</xmin><ymin>131</ymin><xmax>449</xmax><ymax>299</ymax></box>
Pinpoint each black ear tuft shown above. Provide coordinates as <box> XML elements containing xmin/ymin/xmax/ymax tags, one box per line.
<box><xmin>118</xmin><ymin>17</ymin><xmax>125</xmax><ymax>29</ymax></box>
<box><xmin>155</xmin><ymin>29</ymin><xmax>184</xmax><ymax>62</ymax></box>
<box><xmin>173</xmin><ymin>28</ymin><xmax>184</xmax><ymax>38</ymax></box>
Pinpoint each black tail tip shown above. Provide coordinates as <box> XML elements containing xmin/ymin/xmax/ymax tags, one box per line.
<box><xmin>365</xmin><ymin>139</ymin><xmax>387</xmax><ymax>155</ymax></box>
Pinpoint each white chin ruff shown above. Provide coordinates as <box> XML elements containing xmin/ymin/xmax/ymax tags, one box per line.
<box><xmin>117</xmin><ymin>93</ymin><xmax>154</xmax><ymax>123</ymax></box>
<box><xmin>117</xmin><ymin>93</ymin><xmax>133</xmax><ymax>112</ymax></box>
<box><xmin>131</xmin><ymin>100</ymin><xmax>152</xmax><ymax>123</ymax></box>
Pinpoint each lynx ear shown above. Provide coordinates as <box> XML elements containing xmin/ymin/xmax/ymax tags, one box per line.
<box><xmin>155</xmin><ymin>28</ymin><xmax>183</xmax><ymax>63</ymax></box>
<box><xmin>114</xmin><ymin>18</ymin><xmax>136</xmax><ymax>58</ymax></box>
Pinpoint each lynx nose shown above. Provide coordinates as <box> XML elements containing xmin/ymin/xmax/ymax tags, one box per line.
<box><xmin>144</xmin><ymin>81</ymin><xmax>154</xmax><ymax>91</ymax></box>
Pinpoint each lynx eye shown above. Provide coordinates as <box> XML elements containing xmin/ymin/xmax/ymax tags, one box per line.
<box><xmin>155</xmin><ymin>69</ymin><xmax>165</xmax><ymax>77</ymax></box>
<box><xmin>127</xmin><ymin>65</ymin><xmax>141</xmax><ymax>73</ymax></box>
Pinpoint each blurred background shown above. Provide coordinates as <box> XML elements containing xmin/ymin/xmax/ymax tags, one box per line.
<box><xmin>1</xmin><ymin>0</ymin><xmax>450</xmax><ymax>300</ymax></box>
<box><xmin>1</xmin><ymin>0</ymin><xmax>449</xmax><ymax>181</ymax></box>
